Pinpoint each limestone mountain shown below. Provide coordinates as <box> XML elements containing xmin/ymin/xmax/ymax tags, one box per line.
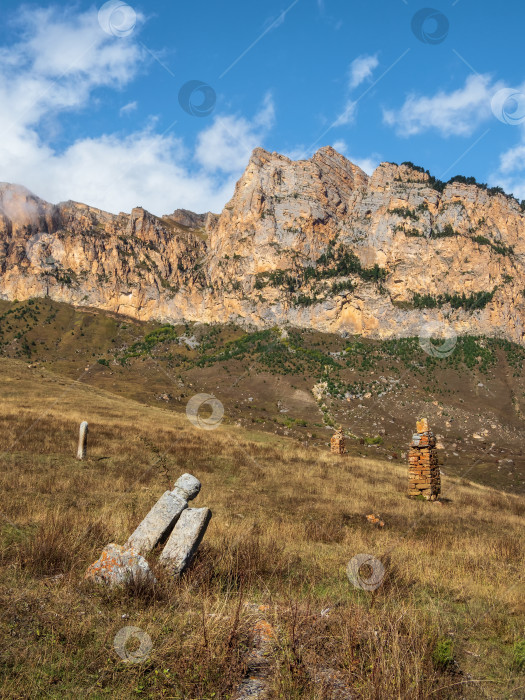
<box><xmin>1</xmin><ymin>145</ymin><xmax>524</xmax><ymax>343</ymax></box>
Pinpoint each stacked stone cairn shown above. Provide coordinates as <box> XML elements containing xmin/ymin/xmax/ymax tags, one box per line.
<box><xmin>331</xmin><ymin>427</ymin><xmax>346</xmax><ymax>455</ymax></box>
<box><xmin>408</xmin><ymin>418</ymin><xmax>440</xmax><ymax>500</ymax></box>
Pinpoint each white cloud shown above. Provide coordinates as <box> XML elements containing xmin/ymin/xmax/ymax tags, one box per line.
<box><xmin>120</xmin><ymin>101</ymin><xmax>138</xmax><ymax>116</ymax></box>
<box><xmin>349</xmin><ymin>54</ymin><xmax>378</xmax><ymax>90</ymax></box>
<box><xmin>281</xmin><ymin>146</ymin><xmax>309</xmax><ymax>161</ymax></box>
<box><xmin>490</xmin><ymin>175</ymin><xmax>525</xmax><ymax>200</ymax></box>
<box><xmin>323</xmin><ymin>55</ymin><xmax>378</xmax><ymax>130</ymax></box>
<box><xmin>331</xmin><ymin>140</ymin><xmax>347</xmax><ymax>153</ymax></box>
<box><xmin>490</xmin><ymin>125</ymin><xmax>525</xmax><ymax>200</ymax></box>
<box><xmin>382</xmin><ymin>72</ymin><xmax>525</xmax><ymax>198</ymax></box>
<box><xmin>0</xmin><ymin>6</ymin><xmax>276</xmax><ymax>215</ymax></box>
<box><xmin>383</xmin><ymin>74</ymin><xmax>502</xmax><ymax>137</ymax></box>
<box><xmin>31</xmin><ymin>130</ymin><xmax>240</xmax><ymax>215</ymax></box>
<box><xmin>333</xmin><ymin>100</ymin><xmax>357</xmax><ymax>127</ymax></box>
<box><xmin>317</xmin><ymin>0</ymin><xmax>343</xmax><ymax>30</ymax></box>
<box><xmin>0</xmin><ymin>6</ymin><xmax>145</xmax><ymax>128</ymax></box>
<box><xmin>195</xmin><ymin>94</ymin><xmax>275</xmax><ymax>174</ymax></box>
<box><xmin>351</xmin><ymin>155</ymin><xmax>380</xmax><ymax>175</ymax></box>
<box><xmin>498</xmin><ymin>141</ymin><xmax>525</xmax><ymax>175</ymax></box>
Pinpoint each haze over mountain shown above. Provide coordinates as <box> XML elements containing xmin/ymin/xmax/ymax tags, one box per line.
<box><xmin>1</xmin><ymin>146</ymin><xmax>524</xmax><ymax>344</ymax></box>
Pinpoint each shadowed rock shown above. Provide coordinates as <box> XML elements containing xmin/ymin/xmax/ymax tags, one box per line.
<box><xmin>165</xmin><ymin>208</ymin><xmax>208</xmax><ymax>229</ymax></box>
<box><xmin>159</xmin><ymin>507</ymin><xmax>211</xmax><ymax>575</ymax></box>
<box><xmin>125</xmin><ymin>473</ymin><xmax>201</xmax><ymax>555</ymax></box>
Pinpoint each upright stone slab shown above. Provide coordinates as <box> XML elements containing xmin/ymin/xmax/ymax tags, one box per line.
<box><xmin>77</xmin><ymin>421</ymin><xmax>88</xmax><ymax>460</ymax></box>
<box><xmin>159</xmin><ymin>507</ymin><xmax>212</xmax><ymax>575</ymax></box>
<box><xmin>125</xmin><ymin>473</ymin><xmax>201</xmax><ymax>555</ymax></box>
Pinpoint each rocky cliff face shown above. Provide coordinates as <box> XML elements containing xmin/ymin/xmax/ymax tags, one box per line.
<box><xmin>1</xmin><ymin>145</ymin><xmax>525</xmax><ymax>343</ymax></box>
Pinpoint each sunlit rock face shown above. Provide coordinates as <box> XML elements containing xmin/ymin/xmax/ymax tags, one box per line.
<box><xmin>1</xmin><ymin>145</ymin><xmax>524</xmax><ymax>343</ymax></box>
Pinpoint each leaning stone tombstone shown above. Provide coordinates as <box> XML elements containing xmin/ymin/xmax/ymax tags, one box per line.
<box><xmin>125</xmin><ymin>473</ymin><xmax>201</xmax><ymax>555</ymax></box>
<box><xmin>159</xmin><ymin>507</ymin><xmax>212</xmax><ymax>576</ymax></box>
<box><xmin>85</xmin><ymin>543</ymin><xmax>155</xmax><ymax>587</ymax></box>
<box><xmin>85</xmin><ymin>473</ymin><xmax>206</xmax><ymax>587</ymax></box>
<box><xmin>77</xmin><ymin>421</ymin><xmax>88</xmax><ymax>460</ymax></box>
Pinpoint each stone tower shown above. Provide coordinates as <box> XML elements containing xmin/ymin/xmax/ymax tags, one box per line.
<box><xmin>331</xmin><ymin>427</ymin><xmax>346</xmax><ymax>455</ymax></box>
<box><xmin>408</xmin><ymin>418</ymin><xmax>440</xmax><ymax>500</ymax></box>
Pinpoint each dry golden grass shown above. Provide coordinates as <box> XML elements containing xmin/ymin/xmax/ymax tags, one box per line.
<box><xmin>0</xmin><ymin>357</ymin><xmax>524</xmax><ymax>698</ymax></box>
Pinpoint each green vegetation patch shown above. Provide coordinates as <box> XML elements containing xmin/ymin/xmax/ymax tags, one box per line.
<box><xmin>389</xmin><ymin>206</ymin><xmax>419</xmax><ymax>221</ymax></box>
<box><xmin>254</xmin><ymin>243</ymin><xmax>387</xmax><ymax>307</ymax></box>
<box><xmin>412</xmin><ymin>289</ymin><xmax>497</xmax><ymax>311</ymax></box>
<box><xmin>432</xmin><ymin>638</ymin><xmax>455</xmax><ymax>671</ymax></box>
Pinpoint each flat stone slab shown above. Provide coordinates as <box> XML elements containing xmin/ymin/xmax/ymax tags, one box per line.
<box><xmin>160</xmin><ymin>507</ymin><xmax>212</xmax><ymax>575</ymax></box>
<box><xmin>234</xmin><ymin>677</ymin><xmax>270</xmax><ymax>700</ymax></box>
<box><xmin>233</xmin><ymin>619</ymin><xmax>275</xmax><ymax>700</ymax></box>
<box><xmin>85</xmin><ymin>543</ymin><xmax>155</xmax><ymax>587</ymax></box>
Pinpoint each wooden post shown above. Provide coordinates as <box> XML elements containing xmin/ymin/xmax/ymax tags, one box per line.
<box><xmin>77</xmin><ymin>421</ymin><xmax>88</xmax><ymax>460</ymax></box>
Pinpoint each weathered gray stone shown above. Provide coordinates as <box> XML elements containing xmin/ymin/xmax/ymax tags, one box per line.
<box><xmin>125</xmin><ymin>491</ymin><xmax>187</xmax><ymax>555</ymax></box>
<box><xmin>125</xmin><ymin>474</ymin><xmax>201</xmax><ymax>555</ymax></box>
<box><xmin>159</xmin><ymin>507</ymin><xmax>212</xmax><ymax>575</ymax></box>
<box><xmin>171</xmin><ymin>473</ymin><xmax>201</xmax><ymax>501</ymax></box>
<box><xmin>77</xmin><ymin>421</ymin><xmax>88</xmax><ymax>460</ymax></box>
<box><xmin>85</xmin><ymin>543</ymin><xmax>155</xmax><ymax>587</ymax></box>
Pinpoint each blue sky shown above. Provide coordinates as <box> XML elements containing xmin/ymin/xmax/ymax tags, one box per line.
<box><xmin>1</xmin><ymin>0</ymin><xmax>525</xmax><ymax>214</ymax></box>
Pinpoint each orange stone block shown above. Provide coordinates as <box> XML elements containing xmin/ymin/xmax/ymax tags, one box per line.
<box><xmin>416</xmin><ymin>418</ymin><xmax>429</xmax><ymax>434</ymax></box>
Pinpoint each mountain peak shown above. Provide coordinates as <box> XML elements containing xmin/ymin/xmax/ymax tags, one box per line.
<box><xmin>0</xmin><ymin>183</ymin><xmax>54</xmax><ymax>229</ymax></box>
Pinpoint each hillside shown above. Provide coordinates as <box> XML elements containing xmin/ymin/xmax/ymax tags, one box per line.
<box><xmin>1</xmin><ymin>297</ymin><xmax>524</xmax><ymax>495</ymax></box>
<box><xmin>1</xmin><ymin>146</ymin><xmax>525</xmax><ymax>344</ymax></box>
<box><xmin>0</xmin><ymin>356</ymin><xmax>523</xmax><ymax>698</ymax></box>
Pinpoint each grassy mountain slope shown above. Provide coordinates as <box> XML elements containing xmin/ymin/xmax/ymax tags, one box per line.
<box><xmin>1</xmin><ymin>297</ymin><xmax>524</xmax><ymax>494</ymax></box>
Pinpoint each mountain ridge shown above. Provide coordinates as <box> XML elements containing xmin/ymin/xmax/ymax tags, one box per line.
<box><xmin>1</xmin><ymin>146</ymin><xmax>525</xmax><ymax>343</ymax></box>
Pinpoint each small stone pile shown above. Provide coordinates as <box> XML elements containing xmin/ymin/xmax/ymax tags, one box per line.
<box><xmin>331</xmin><ymin>428</ymin><xmax>346</xmax><ymax>455</ymax></box>
<box><xmin>408</xmin><ymin>418</ymin><xmax>440</xmax><ymax>500</ymax></box>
